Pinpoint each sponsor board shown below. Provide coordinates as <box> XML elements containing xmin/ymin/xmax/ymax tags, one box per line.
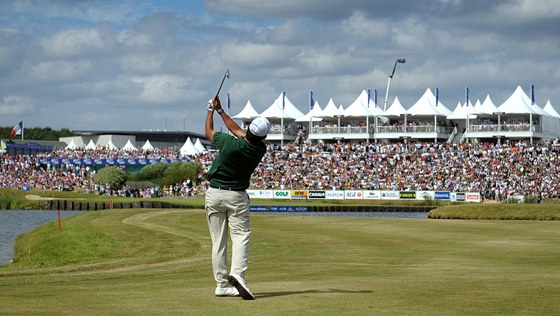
<box><xmin>344</xmin><ymin>190</ymin><xmax>363</xmax><ymax>199</ymax></box>
<box><xmin>455</xmin><ymin>192</ymin><xmax>466</xmax><ymax>202</ymax></box>
<box><xmin>249</xmin><ymin>205</ymin><xmax>269</xmax><ymax>212</ymax></box>
<box><xmin>434</xmin><ymin>191</ymin><xmax>451</xmax><ymax>200</ymax></box>
<box><xmin>273</xmin><ymin>190</ymin><xmax>291</xmax><ymax>199</ymax></box>
<box><xmin>325</xmin><ymin>190</ymin><xmax>345</xmax><ymax>200</ymax></box>
<box><xmin>381</xmin><ymin>191</ymin><xmax>400</xmax><ymax>200</ymax></box>
<box><xmin>416</xmin><ymin>191</ymin><xmax>435</xmax><ymax>201</ymax></box>
<box><xmin>249</xmin><ymin>206</ymin><xmax>309</xmax><ymax>212</ymax></box>
<box><xmin>363</xmin><ymin>190</ymin><xmax>381</xmax><ymax>200</ymax></box>
<box><xmin>399</xmin><ymin>191</ymin><xmax>416</xmax><ymax>199</ymax></box>
<box><xmin>291</xmin><ymin>190</ymin><xmax>308</xmax><ymax>200</ymax></box>
<box><xmin>246</xmin><ymin>190</ymin><xmax>273</xmax><ymax>199</ymax></box>
<box><xmin>465</xmin><ymin>192</ymin><xmax>481</xmax><ymax>203</ymax></box>
<box><xmin>308</xmin><ymin>190</ymin><xmax>326</xmax><ymax>199</ymax></box>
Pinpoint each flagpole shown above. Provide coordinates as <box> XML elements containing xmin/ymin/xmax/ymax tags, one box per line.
<box><xmin>309</xmin><ymin>91</ymin><xmax>313</xmax><ymax>143</ymax></box>
<box><xmin>21</xmin><ymin>120</ymin><xmax>24</xmax><ymax>141</ymax></box>
<box><xmin>281</xmin><ymin>92</ymin><xmax>285</xmax><ymax>148</ymax></box>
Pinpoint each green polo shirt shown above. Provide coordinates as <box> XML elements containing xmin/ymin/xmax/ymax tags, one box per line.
<box><xmin>206</xmin><ymin>132</ymin><xmax>267</xmax><ymax>190</ymax></box>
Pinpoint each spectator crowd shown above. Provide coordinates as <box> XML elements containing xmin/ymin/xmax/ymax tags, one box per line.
<box><xmin>2</xmin><ymin>139</ymin><xmax>560</xmax><ymax>202</ymax></box>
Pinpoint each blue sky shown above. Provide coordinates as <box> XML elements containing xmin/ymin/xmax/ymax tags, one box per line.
<box><xmin>1</xmin><ymin>0</ymin><xmax>559</xmax><ymax>132</ymax></box>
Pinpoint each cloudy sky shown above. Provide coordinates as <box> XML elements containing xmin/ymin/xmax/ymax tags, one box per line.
<box><xmin>1</xmin><ymin>0</ymin><xmax>559</xmax><ymax>133</ymax></box>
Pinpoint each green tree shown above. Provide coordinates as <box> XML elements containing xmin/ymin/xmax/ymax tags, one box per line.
<box><xmin>0</xmin><ymin>126</ymin><xmax>76</xmax><ymax>140</ymax></box>
<box><xmin>93</xmin><ymin>167</ymin><xmax>127</xmax><ymax>190</ymax></box>
<box><xmin>132</xmin><ymin>162</ymin><xmax>202</xmax><ymax>187</ymax></box>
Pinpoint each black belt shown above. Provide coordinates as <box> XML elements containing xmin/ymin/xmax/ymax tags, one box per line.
<box><xmin>210</xmin><ymin>186</ymin><xmax>245</xmax><ymax>192</ymax></box>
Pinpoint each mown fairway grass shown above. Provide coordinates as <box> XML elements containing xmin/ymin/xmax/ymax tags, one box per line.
<box><xmin>1</xmin><ymin>209</ymin><xmax>560</xmax><ymax>315</ymax></box>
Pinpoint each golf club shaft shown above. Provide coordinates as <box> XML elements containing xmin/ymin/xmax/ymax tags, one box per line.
<box><xmin>215</xmin><ymin>69</ymin><xmax>230</xmax><ymax>97</ymax></box>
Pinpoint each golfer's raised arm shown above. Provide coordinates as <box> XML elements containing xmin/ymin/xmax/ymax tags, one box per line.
<box><xmin>212</xmin><ymin>97</ymin><xmax>245</xmax><ymax>138</ymax></box>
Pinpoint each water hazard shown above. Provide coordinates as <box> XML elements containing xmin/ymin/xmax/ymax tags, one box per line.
<box><xmin>0</xmin><ymin>210</ymin><xmax>84</xmax><ymax>266</ymax></box>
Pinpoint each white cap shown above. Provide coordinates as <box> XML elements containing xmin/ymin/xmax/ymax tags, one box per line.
<box><xmin>249</xmin><ymin>117</ymin><xmax>271</xmax><ymax>137</ymax></box>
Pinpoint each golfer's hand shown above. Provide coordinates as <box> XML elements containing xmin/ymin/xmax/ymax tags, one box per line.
<box><xmin>212</xmin><ymin>96</ymin><xmax>223</xmax><ymax>111</ymax></box>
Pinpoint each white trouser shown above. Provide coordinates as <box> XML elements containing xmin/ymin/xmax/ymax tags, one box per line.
<box><xmin>205</xmin><ymin>187</ymin><xmax>251</xmax><ymax>287</ymax></box>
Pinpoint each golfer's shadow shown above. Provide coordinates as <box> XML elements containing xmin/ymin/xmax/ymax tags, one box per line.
<box><xmin>256</xmin><ymin>289</ymin><xmax>372</xmax><ymax>299</ymax></box>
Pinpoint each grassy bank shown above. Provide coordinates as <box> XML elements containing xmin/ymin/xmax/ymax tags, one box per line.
<box><xmin>1</xmin><ymin>208</ymin><xmax>560</xmax><ymax>315</ymax></box>
<box><xmin>428</xmin><ymin>204</ymin><xmax>560</xmax><ymax>220</ymax></box>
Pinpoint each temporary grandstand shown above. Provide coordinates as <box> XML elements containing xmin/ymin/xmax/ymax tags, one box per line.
<box><xmin>232</xmin><ymin>86</ymin><xmax>559</xmax><ymax>144</ymax></box>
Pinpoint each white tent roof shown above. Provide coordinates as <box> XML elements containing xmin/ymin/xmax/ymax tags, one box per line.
<box><xmin>180</xmin><ymin>137</ymin><xmax>199</xmax><ymax>156</ymax></box>
<box><xmin>473</xmin><ymin>99</ymin><xmax>482</xmax><ymax>111</ymax></box>
<box><xmin>296</xmin><ymin>101</ymin><xmax>323</xmax><ymax>122</ymax></box>
<box><xmin>194</xmin><ymin>138</ymin><xmax>207</xmax><ymax>153</ymax></box>
<box><xmin>141</xmin><ymin>139</ymin><xmax>154</xmax><ymax>151</ymax></box>
<box><xmin>447</xmin><ymin>101</ymin><xmax>477</xmax><ymax>120</ymax></box>
<box><xmin>85</xmin><ymin>139</ymin><xmax>96</xmax><ymax>150</ymax></box>
<box><xmin>475</xmin><ymin>95</ymin><xmax>501</xmax><ymax>116</ymax></box>
<box><xmin>122</xmin><ymin>139</ymin><xmax>137</xmax><ymax>151</ymax></box>
<box><xmin>231</xmin><ymin>100</ymin><xmax>260</xmax><ymax>121</ymax></box>
<box><xmin>320</xmin><ymin>98</ymin><xmax>343</xmax><ymax>118</ymax></box>
<box><xmin>543</xmin><ymin>100</ymin><xmax>560</xmax><ymax>118</ymax></box>
<box><xmin>384</xmin><ymin>96</ymin><xmax>408</xmax><ymax>117</ymax></box>
<box><xmin>65</xmin><ymin>139</ymin><xmax>78</xmax><ymax>150</ymax></box>
<box><xmin>344</xmin><ymin>90</ymin><xmax>383</xmax><ymax>117</ymax></box>
<box><xmin>107</xmin><ymin>139</ymin><xmax>119</xmax><ymax>150</ymax></box>
<box><xmin>260</xmin><ymin>93</ymin><xmax>305</xmax><ymax>120</ymax></box>
<box><xmin>408</xmin><ymin>88</ymin><xmax>450</xmax><ymax>117</ymax></box>
<box><xmin>498</xmin><ymin>86</ymin><xmax>549</xmax><ymax>116</ymax></box>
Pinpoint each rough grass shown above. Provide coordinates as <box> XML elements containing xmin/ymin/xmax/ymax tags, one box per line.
<box><xmin>1</xmin><ymin>209</ymin><xmax>560</xmax><ymax>315</ymax></box>
<box><xmin>428</xmin><ymin>203</ymin><xmax>560</xmax><ymax>220</ymax></box>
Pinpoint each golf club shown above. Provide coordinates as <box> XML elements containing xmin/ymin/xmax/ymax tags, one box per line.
<box><xmin>215</xmin><ymin>69</ymin><xmax>230</xmax><ymax>97</ymax></box>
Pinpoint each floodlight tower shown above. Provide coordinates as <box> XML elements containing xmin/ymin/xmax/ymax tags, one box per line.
<box><xmin>383</xmin><ymin>58</ymin><xmax>406</xmax><ymax>111</ymax></box>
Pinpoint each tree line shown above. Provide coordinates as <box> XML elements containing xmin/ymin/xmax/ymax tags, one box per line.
<box><xmin>0</xmin><ymin>126</ymin><xmax>75</xmax><ymax>140</ymax></box>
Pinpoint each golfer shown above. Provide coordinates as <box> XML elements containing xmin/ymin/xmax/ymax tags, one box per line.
<box><xmin>204</xmin><ymin>96</ymin><xmax>270</xmax><ymax>300</ymax></box>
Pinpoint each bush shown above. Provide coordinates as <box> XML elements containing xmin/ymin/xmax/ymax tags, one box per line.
<box><xmin>93</xmin><ymin>166</ymin><xmax>128</xmax><ymax>190</ymax></box>
<box><xmin>0</xmin><ymin>190</ymin><xmax>15</xmax><ymax>209</ymax></box>
<box><xmin>524</xmin><ymin>195</ymin><xmax>539</xmax><ymax>204</ymax></box>
<box><xmin>132</xmin><ymin>162</ymin><xmax>201</xmax><ymax>187</ymax></box>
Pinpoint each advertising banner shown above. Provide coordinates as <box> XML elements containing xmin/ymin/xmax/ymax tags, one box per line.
<box><xmin>38</xmin><ymin>157</ymin><xmax>187</xmax><ymax>165</ymax></box>
<box><xmin>416</xmin><ymin>191</ymin><xmax>435</xmax><ymax>201</ymax></box>
<box><xmin>434</xmin><ymin>191</ymin><xmax>451</xmax><ymax>200</ymax></box>
<box><xmin>465</xmin><ymin>192</ymin><xmax>481</xmax><ymax>203</ymax></box>
<box><xmin>344</xmin><ymin>190</ymin><xmax>363</xmax><ymax>199</ymax></box>
<box><xmin>399</xmin><ymin>191</ymin><xmax>416</xmax><ymax>199</ymax></box>
<box><xmin>246</xmin><ymin>190</ymin><xmax>273</xmax><ymax>199</ymax></box>
<box><xmin>381</xmin><ymin>191</ymin><xmax>400</xmax><ymax>200</ymax></box>
<box><xmin>249</xmin><ymin>206</ymin><xmax>309</xmax><ymax>212</ymax></box>
<box><xmin>325</xmin><ymin>190</ymin><xmax>345</xmax><ymax>200</ymax></box>
<box><xmin>273</xmin><ymin>190</ymin><xmax>291</xmax><ymax>199</ymax></box>
<box><xmin>308</xmin><ymin>190</ymin><xmax>326</xmax><ymax>199</ymax></box>
<box><xmin>363</xmin><ymin>190</ymin><xmax>381</xmax><ymax>200</ymax></box>
<box><xmin>291</xmin><ymin>190</ymin><xmax>308</xmax><ymax>200</ymax></box>
<box><xmin>455</xmin><ymin>192</ymin><xmax>466</xmax><ymax>202</ymax></box>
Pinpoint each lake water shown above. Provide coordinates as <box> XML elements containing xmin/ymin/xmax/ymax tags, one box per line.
<box><xmin>0</xmin><ymin>210</ymin><xmax>84</xmax><ymax>266</ymax></box>
<box><xmin>0</xmin><ymin>210</ymin><xmax>427</xmax><ymax>266</ymax></box>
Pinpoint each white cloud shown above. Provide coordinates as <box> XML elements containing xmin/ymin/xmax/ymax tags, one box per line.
<box><xmin>38</xmin><ymin>28</ymin><xmax>112</xmax><ymax>57</ymax></box>
<box><xmin>0</xmin><ymin>96</ymin><xmax>36</xmax><ymax>115</ymax></box>
<box><xmin>132</xmin><ymin>75</ymin><xmax>191</xmax><ymax>103</ymax></box>
<box><xmin>30</xmin><ymin>60</ymin><xmax>92</xmax><ymax>81</ymax></box>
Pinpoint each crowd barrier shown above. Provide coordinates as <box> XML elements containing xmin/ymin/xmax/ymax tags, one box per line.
<box><xmin>246</xmin><ymin>189</ymin><xmax>481</xmax><ymax>203</ymax></box>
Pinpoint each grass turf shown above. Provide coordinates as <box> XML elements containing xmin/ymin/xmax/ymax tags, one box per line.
<box><xmin>1</xmin><ymin>209</ymin><xmax>560</xmax><ymax>315</ymax></box>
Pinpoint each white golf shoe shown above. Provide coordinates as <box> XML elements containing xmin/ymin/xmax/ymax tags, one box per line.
<box><xmin>215</xmin><ymin>286</ymin><xmax>239</xmax><ymax>297</ymax></box>
<box><xmin>227</xmin><ymin>274</ymin><xmax>255</xmax><ymax>300</ymax></box>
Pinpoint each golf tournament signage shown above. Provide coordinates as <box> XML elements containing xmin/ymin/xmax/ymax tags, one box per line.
<box><xmin>38</xmin><ymin>157</ymin><xmax>186</xmax><ymax>165</ymax></box>
<box><xmin>246</xmin><ymin>189</ymin><xmax>481</xmax><ymax>203</ymax></box>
